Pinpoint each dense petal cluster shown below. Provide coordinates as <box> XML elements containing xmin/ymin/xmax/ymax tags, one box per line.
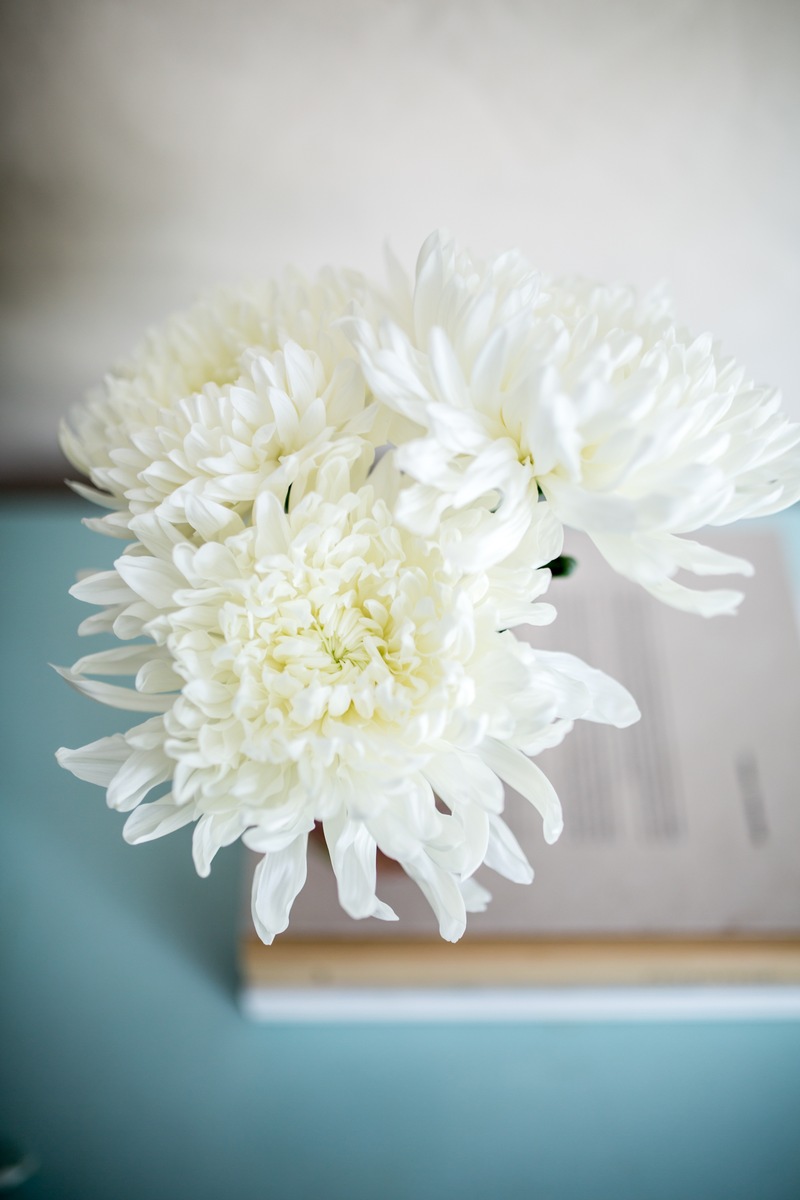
<box><xmin>57</xmin><ymin>469</ymin><xmax>637</xmax><ymax>940</ymax></box>
<box><xmin>355</xmin><ymin>232</ymin><xmax>800</xmax><ymax>613</ymax></box>
<box><xmin>56</xmin><ymin>230</ymin><xmax>797</xmax><ymax>941</ymax></box>
<box><xmin>59</xmin><ymin>268</ymin><xmax>386</xmax><ymax>537</ymax></box>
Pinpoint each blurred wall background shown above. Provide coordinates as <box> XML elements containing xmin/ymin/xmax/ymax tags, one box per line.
<box><xmin>1</xmin><ymin>0</ymin><xmax>799</xmax><ymax>483</ymax></box>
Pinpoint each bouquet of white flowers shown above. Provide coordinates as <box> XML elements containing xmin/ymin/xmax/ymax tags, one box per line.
<box><xmin>56</xmin><ymin>231</ymin><xmax>800</xmax><ymax>944</ymax></box>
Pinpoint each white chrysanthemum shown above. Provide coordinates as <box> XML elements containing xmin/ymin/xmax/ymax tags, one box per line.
<box><xmin>56</xmin><ymin>470</ymin><xmax>638</xmax><ymax>942</ymax></box>
<box><xmin>59</xmin><ymin>269</ymin><xmax>387</xmax><ymax>537</ymax></box>
<box><xmin>355</xmin><ymin>231</ymin><xmax>800</xmax><ymax>614</ymax></box>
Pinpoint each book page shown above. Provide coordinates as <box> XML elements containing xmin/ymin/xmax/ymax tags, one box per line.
<box><xmin>274</xmin><ymin>528</ymin><xmax>800</xmax><ymax>941</ymax></box>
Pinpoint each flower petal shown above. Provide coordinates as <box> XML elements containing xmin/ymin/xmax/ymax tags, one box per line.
<box><xmin>324</xmin><ymin>814</ymin><xmax>398</xmax><ymax>922</ymax></box>
<box><xmin>55</xmin><ymin>735</ymin><xmax>129</xmax><ymax>786</ymax></box>
<box><xmin>478</xmin><ymin>738</ymin><xmax>563</xmax><ymax>844</ymax></box>
<box><xmin>250</xmin><ymin>835</ymin><xmax>309</xmax><ymax>945</ymax></box>
<box><xmin>484</xmin><ymin>813</ymin><xmax>534</xmax><ymax>883</ymax></box>
<box><xmin>123</xmin><ymin>797</ymin><xmax>196</xmax><ymax>844</ymax></box>
<box><xmin>107</xmin><ymin>747</ymin><xmax>172</xmax><ymax>811</ymax></box>
<box><xmin>52</xmin><ymin>666</ymin><xmax>174</xmax><ymax>713</ymax></box>
<box><xmin>402</xmin><ymin>853</ymin><xmax>467</xmax><ymax>943</ymax></box>
<box><xmin>192</xmin><ymin>811</ymin><xmax>246</xmax><ymax>877</ymax></box>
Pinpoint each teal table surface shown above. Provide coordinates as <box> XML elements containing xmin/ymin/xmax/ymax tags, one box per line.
<box><xmin>2</xmin><ymin>495</ymin><xmax>799</xmax><ymax>1200</ymax></box>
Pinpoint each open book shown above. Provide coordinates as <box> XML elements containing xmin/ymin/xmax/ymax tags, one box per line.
<box><xmin>240</xmin><ymin>527</ymin><xmax>800</xmax><ymax>1017</ymax></box>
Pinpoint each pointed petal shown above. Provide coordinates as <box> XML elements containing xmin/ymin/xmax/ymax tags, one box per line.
<box><xmin>53</xmin><ymin>666</ymin><xmax>174</xmax><ymax>713</ymax></box>
<box><xmin>484</xmin><ymin>814</ymin><xmax>534</xmax><ymax>883</ymax></box>
<box><xmin>55</xmin><ymin>734</ymin><xmax>129</xmax><ymax>786</ymax></box>
<box><xmin>422</xmin><ymin>751</ymin><xmax>505</xmax><ymax>814</ymax></box>
<box><xmin>403</xmin><ymin>854</ymin><xmax>466</xmax><ymax>942</ymax></box>
<box><xmin>70</xmin><ymin>570</ymin><xmax>134</xmax><ymax>606</ymax></box>
<box><xmin>324</xmin><ymin>814</ymin><xmax>398</xmax><ymax>922</ymax></box>
<box><xmin>107</xmin><ymin>748</ymin><xmax>172</xmax><ymax>811</ymax></box>
<box><xmin>479</xmin><ymin>738</ymin><xmax>563</xmax><ymax>844</ymax></box>
<box><xmin>192</xmin><ymin>811</ymin><xmax>246</xmax><ymax>877</ymax></box>
<box><xmin>250</xmin><ymin>835</ymin><xmax>309</xmax><ymax>945</ymax></box>
<box><xmin>70</xmin><ymin>644</ymin><xmax>163</xmax><ymax>678</ymax></box>
<box><xmin>66</xmin><ymin>479</ymin><xmax>125</xmax><ymax>509</ymax></box>
<box><xmin>535</xmin><ymin>650</ymin><xmax>641</xmax><ymax>729</ymax></box>
<box><xmin>123</xmin><ymin>797</ymin><xmax>196</xmax><ymax>844</ymax></box>
<box><xmin>114</xmin><ymin>555</ymin><xmax>184</xmax><ymax>608</ymax></box>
